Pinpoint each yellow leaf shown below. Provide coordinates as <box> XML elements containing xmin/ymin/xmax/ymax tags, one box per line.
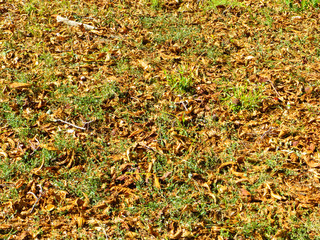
<box><xmin>154</xmin><ymin>175</ymin><xmax>161</xmax><ymax>189</ymax></box>
<box><xmin>168</xmin><ymin>228</ymin><xmax>183</xmax><ymax>239</ymax></box>
<box><xmin>76</xmin><ymin>216</ymin><xmax>86</xmax><ymax>228</ymax></box>
<box><xmin>40</xmin><ymin>143</ymin><xmax>59</xmax><ymax>151</ymax></box>
<box><xmin>45</xmin><ymin>204</ymin><xmax>55</xmax><ymax>212</ymax></box>
<box><xmin>125</xmin><ymin>231</ymin><xmax>138</xmax><ymax>238</ymax></box>
<box><xmin>9</xmin><ymin>82</ymin><xmax>31</xmax><ymax>89</ymax></box>
<box><xmin>138</xmin><ymin>59</ymin><xmax>152</xmax><ymax>70</ymax></box>
<box><xmin>270</xmin><ymin>190</ymin><xmax>285</xmax><ymax>200</ymax></box>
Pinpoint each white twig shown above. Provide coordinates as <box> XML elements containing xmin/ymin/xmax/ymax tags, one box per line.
<box><xmin>56</xmin><ymin>16</ymin><xmax>95</xmax><ymax>30</ymax></box>
<box><xmin>54</xmin><ymin>119</ymin><xmax>86</xmax><ymax>130</ymax></box>
<box><xmin>27</xmin><ymin>184</ymin><xmax>44</xmax><ymax>214</ymax></box>
<box><xmin>29</xmin><ymin>137</ymin><xmax>40</xmax><ymax>156</ymax></box>
<box><xmin>197</xmin><ymin>0</ymin><xmax>204</xmax><ymax>5</ymax></box>
<box><xmin>175</xmin><ymin>100</ymin><xmax>188</xmax><ymax>111</ymax></box>
<box><xmin>257</xmin><ymin>127</ymin><xmax>277</xmax><ymax>144</ymax></box>
<box><xmin>81</xmin><ymin>119</ymin><xmax>95</xmax><ymax>129</ymax></box>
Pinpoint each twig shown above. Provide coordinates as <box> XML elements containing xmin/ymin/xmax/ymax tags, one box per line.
<box><xmin>175</xmin><ymin>100</ymin><xmax>189</xmax><ymax>111</ymax></box>
<box><xmin>268</xmin><ymin>80</ymin><xmax>281</xmax><ymax>99</ymax></box>
<box><xmin>29</xmin><ymin>137</ymin><xmax>40</xmax><ymax>156</ymax></box>
<box><xmin>56</xmin><ymin>16</ymin><xmax>95</xmax><ymax>30</ymax></box>
<box><xmin>81</xmin><ymin>119</ymin><xmax>95</xmax><ymax>129</ymax></box>
<box><xmin>53</xmin><ymin>119</ymin><xmax>86</xmax><ymax>130</ymax></box>
<box><xmin>131</xmin><ymin>96</ymin><xmax>140</xmax><ymax>102</ymax></box>
<box><xmin>27</xmin><ymin>184</ymin><xmax>44</xmax><ymax>214</ymax></box>
<box><xmin>256</xmin><ymin>126</ymin><xmax>277</xmax><ymax>144</ymax></box>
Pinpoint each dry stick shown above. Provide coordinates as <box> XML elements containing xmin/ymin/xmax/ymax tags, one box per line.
<box><xmin>81</xmin><ymin>119</ymin><xmax>95</xmax><ymax>129</ymax></box>
<box><xmin>54</xmin><ymin>119</ymin><xmax>86</xmax><ymax>130</ymax></box>
<box><xmin>268</xmin><ymin>80</ymin><xmax>282</xmax><ymax>99</ymax></box>
<box><xmin>197</xmin><ymin>0</ymin><xmax>204</xmax><ymax>6</ymax></box>
<box><xmin>29</xmin><ymin>137</ymin><xmax>40</xmax><ymax>156</ymax></box>
<box><xmin>27</xmin><ymin>184</ymin><xmax>44</xmax><ymax>214</ymax></box>
<box><xmin>101</xmin><ymin>226</ymin><xmax>109</xmax><ymax>239</ymax></box>
<box><xmin>82</xmin><ymin>119</ymin><xmax>94</xmax><ymax>125</ymax></box>
<box><xmin>56</xmin><ymin>16</ymin><xmax>95</xmax><ymax>30</ymax></box>
<box><xmin>256</xmin><ymin>126</ymin><xmax>277</xmax><ymax>144</ymax></box>
<box><xmin>175</xmin><ymin>100</ymin><xmax>189</xmax><ymax>111</ymax></box>
<box><xmin>181</xmin><ymin>101</ymin><xmax>188</xmax><ymax>111</ymax></box>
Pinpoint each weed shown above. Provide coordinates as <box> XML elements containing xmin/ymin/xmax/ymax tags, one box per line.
<box><xmin>221</xmin><ymin>83</ymin><xmax>266</xmax><ymax>112</ymax></box>
<box><xmin>150</xmin><ymin>0</ymin><xmax>162</xmax><ymax>9</ymax></box>
<box><xmin>165</xmin><ymin>67</ymin><xmax>194</xmax><ymax>94</ymax></box>
<box><xmin>284</xmin><ymin>0</ymin><xmax>319</xmax><ymax>11</ymax></box>
<box><xmin>204</xmin><ymin>0</ymin><xmax>244</xmax><ymax>10</ymax></box>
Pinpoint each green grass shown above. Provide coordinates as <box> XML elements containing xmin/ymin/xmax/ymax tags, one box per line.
<box><xmin>219</xmin><ymin>82</ymin><xmax>266</xmax><ymax>112</ymax></box>
<box><xmin>165</xmin><ymin>66</ymin><xmax>194</xmax><ymax>94</ymax></box>
<box><xmin>204</xmin><ymin>0</ymin><xmax>244</xmax><ymax>9</ymax></box>
<box><xmin>284</xmin><ymin>0</ymin><xmax>319</xmax><ymax>11</ymax></box>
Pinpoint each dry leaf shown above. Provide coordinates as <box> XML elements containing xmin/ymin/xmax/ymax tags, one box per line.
<box><xmin>9</xmin><ymin>82</ymin><xmax>31</xmax><ymax>89</ymax></box>
<box><xmin>168</xmin><ymin>228</ymin><xmax>183</xmax><ymax>239</ymax></box>
<box><xmin>154</xmin><ymin>175</ymin><xmax>161</xmax><ymax>189</ymax></box>
<box><xmin>44</xmin><ymin>204</ymin><xmax>55</xmax><ymax>212</ymax></box>
<box><xmin>138</xmin><ymin>59</ymin><xmax>152</xmax><ymax>70</ymax></box>
<box><xmin>76</xmin><ymin>216</ymin><xmax>86</xmax><ymax>228</ymax></box>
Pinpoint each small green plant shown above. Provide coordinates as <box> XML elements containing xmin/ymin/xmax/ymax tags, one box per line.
<box><xmin>23</xmin><ymin>2</ymin><xmax>37</xmax><ymax>15</ymax></box>
<box><xmin>204</xmin><ymin>0</ymin><xmax>243</xmax><ymax>10</ymax></box>
<box><xmin>165</xmin><ymin>66</ymin><xmax>194</xmax><ymax>94</ymax></box>
<box><xmin>150</xmin><ymin>0</ymin><xmax>162</xmax><ymax>9</ymax></box>
<box><xmin>284</xmin><ymin>0</ymin><xmax>319</xmax><ymax>11</ymax></box>
<box><xmin>222</xmin><ymin>83</ymin><xmax>266</xmax><ymax>112</ymax></box>
<box><xmin>39</xmin><ymin>52</ymin><xmax>56</xmax><ymax>68</ymax></box>
<box><xmin>263</xmin><ymin>12</ymin><xmax>274</xmax><ymax>27</ymax></box>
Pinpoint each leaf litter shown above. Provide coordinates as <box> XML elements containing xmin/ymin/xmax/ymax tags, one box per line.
<box><xmin>1</xmin><ymin>0</ymin><xmax>320</xmax><ymax>239</ymax></box>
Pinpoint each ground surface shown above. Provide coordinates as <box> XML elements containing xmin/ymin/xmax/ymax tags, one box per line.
<box><xmin>1</xmin><ymin>0</ymin><xmax>320</xmax><ymax>239</ymax></box>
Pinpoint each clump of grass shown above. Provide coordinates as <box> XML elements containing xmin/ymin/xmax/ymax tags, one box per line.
<box><xmin>283</xmin><ymin>0</ymin><xmax>319</xmax><ymax>11</ymax></box>
<box><xmin>203</xmin><ymin>0</ymin><xmax>244</xmax><ymax>10</ymax></box>
<box><xmin>150</xmin><ymin>0</ymin><xmax>162</xmax><ymax>9</ymax></box>
<box><xmin>221</xmin><ymin>83</ymin><xmax>266</xmax><ymax>112</ymax></box>
<box><xmin>165</xmin><ymin>65</ymin><xmax>194</xmax><ymax>94</ymax></box>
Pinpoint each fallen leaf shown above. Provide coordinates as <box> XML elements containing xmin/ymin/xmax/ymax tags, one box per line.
<box><xmin>45</xmin><ymin>204</ymin><xmax>55</xmax><ymax>212</ymax></box>
<box><xmin>9</xmin><ymin>82</ymin><xmax>31</xmax><ymax>89</ymax></box>
<box><xmin>76</xmin><ymin>216</ymin><xmax>86</xmax><ymax>228</ymax></box>
<box><xmin>154</xmin><ymin>175</ymin><xmax>161</xmax><ymax>189</ymax></box>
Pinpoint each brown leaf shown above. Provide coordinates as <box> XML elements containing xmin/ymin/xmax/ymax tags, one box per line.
<box><xmin>76</xmin><ymin>216</ymin><xmax>86</xmax><ymax>228</ymax></box>
<box><xmin>239</xmin><ymin>187</ymin><xmax>252</xmax><ymax>202</ymax></box>
<box><xmin>18</xmin><ymin>231</ymin><xmax>31</xmax><ymax>240</ymax></box>
<box><xmin>231</xmin><ymin>97</ymin><xmax>240</xmax><ymax>105</ymax></box>
<box><xmin>160</xmin><ymin>171</ymin><xmax>172</xmax><ymax>181</ymax></box>
<box><xmin>15</xmin><ymin>179</ymin><xmax>25</xmax><ymax>189</ymax></box>
<box><xmin>217</xmin><ymin>162</ymin><xmax>236</xmax><ymax>173</ymax></box>
<box><xmin>308</xmin><ymin>143</ymin><xmax>316</xmax><ymax>153</ymax></box>
<box><xmin>305</xmin><ymin>158</ymin><xmax>320</xmax><ymax>168</ymax></box>
<box><xmin>125</xmin><ymin>231</ymin><xmax>138</xmax><ymax>238</ymax></box>
<box><xmin>148</xmin><ymin>224</ymin><xmax>159</xmax><ymax>237</ymax></box>
<box><xmin>9</xmin><ymin>82</ymin><xmax>31</xmax><ymax>89</ymax></box>
<box><xmin>305</xmin><ymin>86</ymin><xmax>313</xmax><ymax>94</ymax></box>
<box><xmin>168</xmin><ymin>228</ymin><xmax>183</xmax><ymax>239</ymax></box>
